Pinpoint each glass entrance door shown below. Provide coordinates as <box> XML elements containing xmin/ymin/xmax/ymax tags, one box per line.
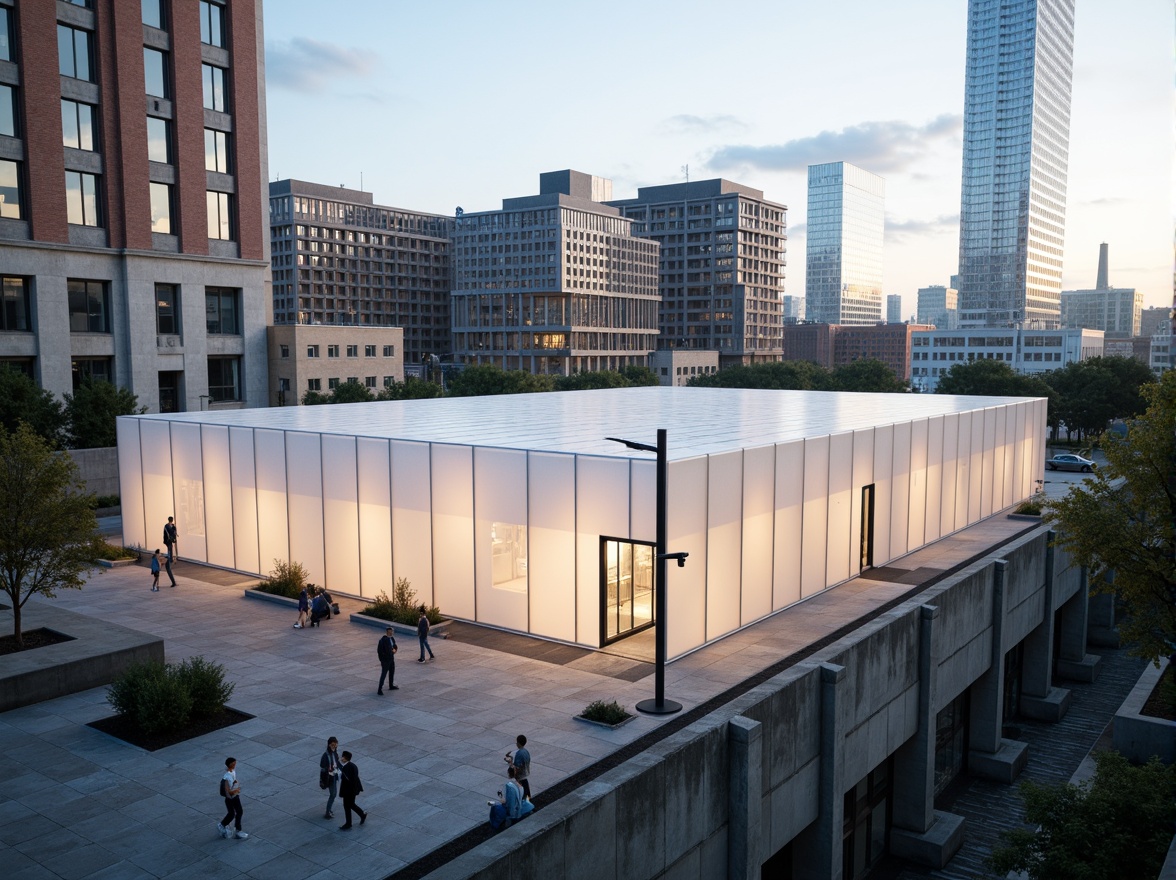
<box><xmin>600</xmin><ymin>537</ymin><xmax>655</xmax><ymax>645</ymax></box>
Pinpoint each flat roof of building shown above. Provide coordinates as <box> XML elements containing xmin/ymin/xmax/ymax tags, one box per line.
<box><xmin>131</xmin><ymin>387</ymin><xmax>1038</xmax><ymax>460</ymax></box>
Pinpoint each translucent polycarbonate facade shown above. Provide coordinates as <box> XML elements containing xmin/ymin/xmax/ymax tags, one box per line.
<box><xmin>117</xmin><ymin>387</ymin><xmax>1046</xmax><ymax>657</ymax></box>
<box><xmin>957</xmin><ymin>0</ymin><xmax>1075</xmax><ymax>328</ymax></box>
<box><xmin>806</xmin><ymin>162</ymin><xmax>885</xmax><ymax>325</ymax></box>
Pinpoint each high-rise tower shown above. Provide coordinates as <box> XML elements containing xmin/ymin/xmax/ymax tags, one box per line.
<box><xmin>805</xmin><ymin>161</ymin><xmax>885</xmax><ymax>325</ymax></box>
<box><xmin>957</xmin><ymin>0</ymin><xmax>1076</xmax><ymax>328</ymax></box>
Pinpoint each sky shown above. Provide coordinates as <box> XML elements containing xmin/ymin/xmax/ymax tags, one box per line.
<box><xmin>263</xmin><ymin>0</ymin><xmax>1173</xmax><ymax>319</ymax></box>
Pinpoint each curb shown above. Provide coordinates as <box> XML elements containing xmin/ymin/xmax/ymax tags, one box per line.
<box><xmin>350</xmin><ymin>611</ymin><xmax>451</xmax><ymax>638</ymax></box>
<box><xmin>573</xmin><ymin>713</ymin><xmax>636</xmax><ymax>730</ymax></box>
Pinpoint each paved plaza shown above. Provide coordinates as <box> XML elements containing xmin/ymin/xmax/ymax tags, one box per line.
<box><xmin>0</xmin><ymin>502</ymin><xmax>1106</xmax><ymax>880</ymax></box>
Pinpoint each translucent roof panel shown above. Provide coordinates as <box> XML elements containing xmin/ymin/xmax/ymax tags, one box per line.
<box><xmin>134</xmin><ymin>387</ymin><xmax>1041</xmax><ymax>460</ymax></box>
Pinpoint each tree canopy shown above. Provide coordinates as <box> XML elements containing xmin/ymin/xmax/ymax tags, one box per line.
<box><xmin>1045</xmin><ymin>356</ymin><xmax>1155</xmax><ymax>441</ymax></box>
<box><xmin>1044</xmin><ymin>369</ymin><xmax>1176</xmax><ymax>662</ymax></box>
<box><xmin>688</xmin><ymin>358</ymin><xmax>906</xmax><ymax>393</ymax></box>
<box><xmin>0</xmin><ymin>423</ymin><xmax>103</xmax><ymax>647</ymax></box>
<box><xmin>445</xmin><ymin>365</ymin><xmax>556</xmax><ymax>397</ymax></box>
<box><xmin>0</xmin><ymin>367</ymin><xmax>65</xmax><ymax>448</ymax></box>
<box><xmin>63</xmin><ymin>378</ymin><xmax>145</xmax><ymax>449</ymax></box>
<box><xmin>377</xmin><ymin>376</ymin><xmax>444</xmax><ymax>400</ymax></box>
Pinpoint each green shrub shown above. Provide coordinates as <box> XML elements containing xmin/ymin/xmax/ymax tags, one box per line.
<box><xmin>256</xmin><ymin>558</ymin><xmax>308</xmax><ymax>599</ymax></box>
<box><xmin>106</xmin><ymin>660</ymin><xmax>168</xmax><ymax>718</ymax></box>
<box><xmin>581</xmin><ymin>699</ymin><xmax>631</xmax><ymax>725</ymax></box>
<box><xmin>136</xmin><ymin>672</ymin><xmax>193</xmax><ymax>735</ymax></box>
<box><xmin>172</xmin><ymin>656</ymin><xmax>235</xmax><ymax>717</ymax></box>
<box><xmin>93</xmin><ymin>539</ymin><xmax>139</xmax><ymax>561</ymax></box>
<box><xmin>1014</xmin><ymin>498</ymin><xmax>1043</xmax><ymax>516</ymax></box>
<box><xmin>95</xmin><ymin>494</ymin><xmax>120</xmax><ymax>509</ymax></box>
<box><xmin>360</xmin><ymin>576</ymin><xmax>442</xmax><ymax>626</ymax></box>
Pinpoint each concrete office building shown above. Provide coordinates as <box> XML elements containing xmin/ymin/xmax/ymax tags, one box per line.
<box><xmin>1150</xmin><ymin>332</ymin><xmax>1170</xmax><ymax>376</ymax></box>
<box><xmin>610</xmin><ymin>179</ymin><xmax>787</xmax><ymax>367</ymax></box>
<box><xmin>957</xmin><ymin>0</ymin><xmax>1075</xmax><ymax>328</ymax></box>
<box><xmin>116</xmin><ymin>386</ymin><xmax>1044</xmax><ymax>657</ymax></box>
<box><xmin>266</xmin><ymin>324</ymin><xmax>404</xmax><ymax>406</ymax></box>
<box><xmin>649</xmin><ymin>349</ymin><xmax>720</xmax><ymax>386</ymax></box>
<box><xmin>887</xmin><ymin>294</ymin><xmax>903</xmax><ymax>323</ymax></box>
<box><xmin>450</xmin><ymin>171</ymin><xmax>660</xmax><ymax>375</ymax></box>
<box><xmin>1060</xmin><ymin>243</ymin><xmax>1140</xmax><ymax>338</ymax></box>
<box><xmin>781</xmin><ymin>323</ymin><xmax>933</xmax><ymax>383</ymax></box>
<box><xmin>268</xmin><ymin>179</ymin><xmax>453</xmax><ymax>366</ymax></box>
<box><xmin>782</xmin><ymin>293</ymin><xmax>805</xmax><ymax>324</ymax></box>
<box><xmin>917</xmin><ymin>285</ymin><xmax>959</xmax><ymax>330</ymax></box>
<box><xmin>910</xmin><ymin>327</ymin><xmax>1102</xmax><ymax>392</ymax></box>
<box><xmin>0</xmin><ymin>0</ymin><xmax>270</xmax><ymax>412</ymax></box>
<box><xmin>1140</xmin><ymin>306</ymin><xmax>1172</xmax><ymax>340</ymax></box>
<box><xmin>805</xmin><ymin>161</ymin><xmax>885</xmax><ymax>325</ymax></box>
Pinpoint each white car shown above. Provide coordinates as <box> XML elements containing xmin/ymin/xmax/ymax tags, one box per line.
<box><xmin>1045</xmin><ymin>454</ymin><xmax>1095</xmax><ymax>473</ymax></box>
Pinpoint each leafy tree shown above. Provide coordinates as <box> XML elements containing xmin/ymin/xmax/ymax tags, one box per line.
<box><xmin>1045</xmin><ymin>356</ymin><xmax>1155</xmax><ymax>442</ymax></box>
<box><xmin>988</xmin><ymin>751</ymin><xmax>1176</xmax><ymax>880</ymax></box>
<box><xmin>935</xmin><ymin>359</ymin><xmax>1057</xmax><ymax>427</ymax></box>
<box><xmin>446</xmin><ymin>364</ymin><xmax>555</xmax><ymax>397</ymax></box>
<box><xmin>619</xmin><ymin>365</ymin><xmax>660</xmax><ymax>386</ymax></box>
<box><xmin>301</xmin><ymin>390</ymin><xmax>331</xmax><ymax>406</ymax></box>
<box><xmin>554</xmin><ymin>370</ymin><xmax>631</xmax><ymax>391</ymax></box>
<box><xmin>1044</xmin><ymin>370</ymin><xmax>1176</xmax><ymax>662</ymax></box>
<box><xmin>63</xmin><ymin>378</ymin><xmax>146</xmax><ymax>449</ymax></box>
<box><xmin>689</xmin><ymin>360</ymin><xmax>829</xmax><ymax>390</ymax></box>
<box><xmin>0</xmin><ymin>367</ymin><xmax>65</xmax><ymax>448</ymax></box>
<box><xmin>0</xmin><ymin>423</ymin><xmax>103</xmax><ymax>648</ymax></box>
<box><xmin>377</xmin><ymin>377</ymin><xmax>444</xmax><ymax>400</ymax></box>
<box><xmin>329</xmin><ymin>380</ymin><xmax>374</xmax><ymax>404</ymax></box>
<box><xmin>828</xmin><ymin>359</ymin><xmax>907</xmax><ymax>393</ymax></box>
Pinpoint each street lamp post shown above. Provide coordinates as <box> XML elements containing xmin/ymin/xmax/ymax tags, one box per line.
<box><xmin>606</xmin><ymin>428</ymin><xmax>686</xmax><ymax>715</ymax></box>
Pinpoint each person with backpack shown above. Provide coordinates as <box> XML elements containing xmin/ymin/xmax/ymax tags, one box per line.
<box><xmin>162</xmin><ymin>517</ymin><xmax>178</xmax><ymax>586</ymax></box>
<box><xmin>417</xmin><ymin>605</ymin><xmax>435</xmax><ymax>662</ymax></box>
<box><xmin>150</xmin><ymin>549</ymin><xmax>161</xmax><ymax>591</ymax></box>
<box><xmin>216</xmin><ymin>757</ymin><xmax>248</xmax><ymax>840</ymax></box>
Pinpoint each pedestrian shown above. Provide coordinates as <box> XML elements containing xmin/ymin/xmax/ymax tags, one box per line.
<box><xmin>319</xmin><ymin>736</ymin><xmax>341</xmax><ymax>819</ymax></box>
<box><xmin>505</xmin><ymin>734</ymin><xmax>532</xmax><ymax>801</ymax></box>
<box><xmin>337</xmin><ymin>750</ymin><xmax>367</xmax><ymax>830</ymax></box>
<box><xmin>489</xmin><ymin>765</ymin><xmax>532</xmax><ymax>830</ymax></box>
<box><xmin>294</xmin><ymin>586</ymin><xmax>308</xmax><ymax>629</ymax></box>
<box><xmin>216</xmin><ymin>757</ymin><xmax>248</xmax><ymax>840</ymax></box>
<box><xmin>163</xmin><ymin>516</ymin><xmax>178</xmax><ymax>586</ymax></box>
<box><xmin>417</xmin><ymin>605</ymin><xmax>435</xmax><ymax>662</ymax></box>
<box><xmin>150</xmin><ymin>549</ymin><xmax>161</xmax><ymax>591</ymax></box>
<box><xmin>309</xmin><ymin>588</ymin><xmax>330</xmax><ymax>627</ymax></box>
<box><xmin>377</xmin><ymin>626</ymin><xmax>398</xmax><ymax>694</ymax></box>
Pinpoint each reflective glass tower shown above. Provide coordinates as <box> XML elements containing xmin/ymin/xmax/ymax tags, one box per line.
<box><xmin>957</xmin><ymin>0</ymin><xmax>1075</xmax><ymax>328</ymax></box>
<box><xmin>805</xmin><ymin>162</ymin><xmax>885</xmax><ymax>325</ymax></box>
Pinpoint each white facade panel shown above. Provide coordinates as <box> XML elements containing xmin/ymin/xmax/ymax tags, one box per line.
<box><xmin>170</xmin><ymin>423</ymin><xmax>206</xmax><ymax>563</ymax></box>
<box><xmin>356</xmin><ymin>437</ymin><xmax>392</xmax><ymax>600</ymax></box>
<box><xmin>116</xmin><ymin>418</ymin><xmax>145</xmax><ymax>551</ymax></box>
<box><xmin>666</xmin><ymin>456</ymin><xmax>707</xmax><ymax>659</ymax></box>
<box><xmin>201</xmin><ymin>425</ymin><xmax>235</xmax><ymax>568</ymax></box>
<box><xmin>741</xmin><ymin>445</ymin><xmax>775</xmax><ymax>625</ymax></box>
<box><xmin>889</xmin><ymin>421</ymin><xmax>912</xmax><ymax>560</ymax></box>
<box><xmin>228</xmin><ymin>427</ymin><xmax>260</xmax><ymax>574</ymax></box>
<box><xmin>630</xmin><ymin>459</ymin><xmax>656</xmax><ymax>544</ymax></box>
<box><xmin>907</xmin><ymin>419</ymin><xmax>928</xmax><ymax>551</ymax></box>
<box><xmin>706</xmin><ymin>451</ymin><xmax>743</xmax><ymax>641</ymax></box>
<box><xmin>575</xmin><ymin>455</ymin><xmax>632</xmax><ymax>647</ymax></box>
<box><xmin>773</xmin><ymin>441</ymin><xmax>804</xmax><ymax>610</ymax></box>
<box><xmin>980</xmin><ymin>408</ymin><xmax>996</xmax><ymax>517</ymax></box>
<box><xmin>139</xmin><ymin>420</ymin><xmax>175</xmax><ymax>559</ymax></box>
<box><xmin>800</xmin><ymin>436</ymin><xmax>829</xmax><ymax>597</ymax></box>
<box><xmin>285</xmin><ymin>432</ymin><xmax>325</xmax><ymax>587</ymax></box>
<box><xmin>940</xmin><ymin>413</ymin><xmax>959</xmax><ymax>535</ymax></box>
<box><xmin>968</xmin><ymin>412</ymin><xmax>984</xmax><ymax>522</ymax></box>
<box><xmin>954</xmin><ymin>412</ymin><xmax>972</xmax><ymax>529</ymax></box>
<box><xmin>825</xmin><ymin>432</ymin><xmax>854</xmax><ymax>585</ymax></box>
<box><xmin>254</xmin><ymin>428</ymin><xmax>290</xmax><ymax>574</ymax></box>
<box><xmin>391</xmin><ymin>441</ymin><xmax>433</xmax><ymax>605</ymax></box>
<box><xmin>431</xmin><ymin>444</ymin><xmax>475</xmax><ymax>621</ymax></box>
<box><xmin>924</xmin><ymin>416</ymin><xmax>944</xmax><ymax>544</ymax></box>
<box><xmin>850</xmin><ymin>429</ymin><xmax>875</xmax><ymax>574</ymax></box>
<box><xmin>474</xmin><ymin>447</ymin><xmax>529</xmax><ymax>634</ymax></box>
<box><xmin>528</xmin><ymin>452</ymin><xmax>576</xmax><ymax>643</ymax></box>
<box><xmin>322</xmin><ymin>435</ymin><xmax>361</xmax><ymax>596</ymax></box>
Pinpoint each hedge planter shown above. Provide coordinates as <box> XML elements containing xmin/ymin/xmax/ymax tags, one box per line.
<box><xmin>244</xmin><ymin>587</ymin><xmax>299</xmax><ymax>608</ymax></box>
<box><xmin>1113</xmin><ymin>657</ymin><xmax>1175</xmax><ymax>764</ymax></box>
<box><xmin>574</xmin><ymin>712</ymin><xmax>636</xmax><ymax>731</ymax></box>
<box><xmin>96</xmin><ymin>557</ymin><xmax>139</xmax><ymax>568</ymax></box>
<box><xmin>350</xmin><ymin>611</ymin><xmax>451</xmax><ymax>638</ymax></box>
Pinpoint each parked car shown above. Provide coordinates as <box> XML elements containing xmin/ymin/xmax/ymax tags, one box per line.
<box><xmin>1045</xmin><ymin>453</ymin><xmax>1096</xmax><ymax>472</ymax></box>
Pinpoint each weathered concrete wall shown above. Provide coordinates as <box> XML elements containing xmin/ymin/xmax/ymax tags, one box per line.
<box><xmin>65</xmin><ymin>446</ymin><xmax>120</xmax><ymax>498</ymax></box>
<box><xmin>423</xmin><ymin>525</ymin><xmax>1080</xmax><ymax>880</ymax></box>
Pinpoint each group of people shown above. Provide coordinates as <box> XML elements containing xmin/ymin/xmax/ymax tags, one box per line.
<box><xmin>293</xmin><ymin>585</ymin><xmax>335</xmax><ymax>629</ymax></box>
<box><xmin>489</xmin><ymin>735</ymin><xmax>534</xmax><ymax>831</ymax></box>
<box><xmin>149</xmin><ymin>516</ymin><xmax>179</xmax><ymax>590</ymax></box>
<box><xmin>318</xmin><ymin>737</ymin><xmax>367</xmax><ymax>829</ymax></box>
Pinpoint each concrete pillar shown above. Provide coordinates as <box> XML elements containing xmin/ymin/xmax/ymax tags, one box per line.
<box><xmin>1020</xmin><ymin>539</ymin><xmax>1071</xmax><ymax>721</ymax></box>
<box><xmin>795</xmin><ymin>663</ymin><xmax>847</xmax><ymax>880</ymax></box>
<box><xmin>1056</xmin><ymin>566</ymin><xmax>1102</xmax><ymax>681</ymax></box>
<box><xmin>968</xmin><ymin>560</ymin><xmax>1028</xmax><ymax>783</ymax></box>
<box><xmin>728</xmin><ymin>716</ymin><xmax>763</xmax><ymax>880</ymax></box>
<box><xmin>1087</xmin><ymin>570</ymin><xmax>1120</xmax><ymax>647</ymax></box>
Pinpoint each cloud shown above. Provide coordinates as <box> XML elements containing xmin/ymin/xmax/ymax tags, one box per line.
<box><xmin>267</xmin><ymin>38</ymin><xmax>378</xmax><ymax>93</ymax></box>
<box><xmin>885</xmin><ymin>213</ymin><xmax>959</xmax><ymax>242</ymax></box>
<box><xmin>707</xmin><ymin>114</ymin><xmax>962</xmax><ymax>174</ymax></box>
<box><xmin>662</xmin><ymin>114</ymin><xmax>748</xmax><ymax>135</ymax></box>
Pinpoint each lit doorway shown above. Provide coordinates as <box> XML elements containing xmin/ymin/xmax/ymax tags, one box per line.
<box><xmin>600</xmin><ymin>537</ymin><xmax>654</xmax><ymax>645</ymax></box>
<box><xmin>860</xmin><ymin>484</ymin><xmax>875</xmax><ymax>570</ymax></box>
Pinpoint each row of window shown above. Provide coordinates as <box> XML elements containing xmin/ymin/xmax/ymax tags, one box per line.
<box><xmin>304</xmin><ymin>376</ymin><xmax>395</xmax><ymax>392</ymax></box>
<box><xmin>299</xmin><ymin>344</ymin><xmax>396</xmax><ymax>359</ymax></box>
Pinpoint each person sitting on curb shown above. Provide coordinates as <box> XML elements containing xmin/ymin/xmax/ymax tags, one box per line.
<box><xmin>488</xmin><ymin>765</ymin><xmax>533</xmax><ymax>831</ymax></box>
<box><xmin>309</xmin><ymin>588</ymin><xmax>331</xmax><ymax>627</ymax></box>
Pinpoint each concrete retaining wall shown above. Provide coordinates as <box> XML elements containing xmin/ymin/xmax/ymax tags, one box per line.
<box><xmin>1113</xmin><ymin>657</ymin><xmax>1175</xmax><ymax>764</ymax></box>
<box><xmin>66</xmin><ymin>446</ymin><xmax>120</xmax><ymax>498</ymax></box>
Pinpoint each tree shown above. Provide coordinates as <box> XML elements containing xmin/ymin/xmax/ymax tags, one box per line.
<box><xmin>329</xmin><ymin>381</ymin><xmax>374</xmax><ymax>404</ymax></box>
<box><xmin>63</xmin><ymin>378</ymin><xmax>146</xmax><ymax>449</ymax></box>
<box><xmin>446</xmin><ymin>364</ymin><xmax>555</xmax><ymax>397</ymax></box>
<box><xmin>619</xmin><ymin>365</ymin><xmax>660</xmax><ymax>387</ymax></box>
<box><xmin>554</xmin><ymin>370</ymin><xmax>631</xmax><ymax>391</ymax></box>
<box><xmin>0</xmin><ymin>423</ymin><xmax>103</xmax><ymax>648</ymax></box>
<box><xmin>987</xmin><ymin>751</ymin><xmax>1176</xmax><ymax>880</ymax></box>
<box><xmin>828</xmin><ymin>359</ymin><xmax>907</xmax><ymax>393</ymax></box>
<box><xmin>0</xmin><ymin>366</ymin><xmax>65</xmax><ymax>448</ymax></box>
<box><xmin>377</xmin><ymin>377</ymin><xmax>443</xmax><ymax>401</ymax></box>
<box><xmin>1045</xmin><ymin>356</ymin><xmax>1155</xmax><ymax>441</ymax></box>
<box><xmin>935</xmin><ymin>359</ymin><xmax>1056</xmax><ymax>426</ymax></box>
<box><xmin>689</xmin><ymin>360</ymin><xmax>829</xmax><ymax>390</ymax></box>
<box><xmin>301</xmin><ymin>390</ymin><xmax>331</xmax><ymax>406</ymax></box>
<box><xmin>1044</xmin><ymin>370</ymin><xmax>1176</xmax><ymax>662</ymax></box>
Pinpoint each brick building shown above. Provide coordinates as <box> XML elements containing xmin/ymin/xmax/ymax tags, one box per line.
<box><xmin>0</xmin><ymin>0</ymin><xmax>269</xmax><ymax>411</ymax></box>
<box><xmin>781</xmin><ymin>322</ymin><xmax>932</xmax><ymax>382</ymax></box>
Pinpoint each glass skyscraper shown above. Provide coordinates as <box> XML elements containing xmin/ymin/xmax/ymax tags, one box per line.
<box><xmin>957</xmin><ymin>0</ymin><xmax>1076</xmax><ymax>328</ymax></box>
<box><xmin>805</xmin><ymin>161</ymin><xmax>885</xmax><ymax>325</ymax></box>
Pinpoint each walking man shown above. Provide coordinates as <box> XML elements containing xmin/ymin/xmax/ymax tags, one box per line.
<box><xmin>163</xmin><ymin>516</ymin><xmax>178</xmax><ymax>586</ymax></box>
<box><xmin>216</xmin><ymin>757</ymin><xmax>248</xmax><ymax>840</ymax></box>
<box><xmin>377</xmin><ymin>626</ymin><xmax>398</xmax><ymax>694</ymax></box>
<box><xmin>337</xmin><ymin>750</ymin><xmax>367</xmax><ymax>829</ymax></box>
<box><xmin>417</xmin><ymin>606</ymin><xmax>435</xmax><ymax>662</ymax></box>
<box><xmin>320</xmin><ymin>736</ymin><xmax>341</xmax><ymax>818</ymax></box>
<box><xmin>506</xmin><ymin>734</ymin><xmax>532</xmax><ymax>801</ymax></box>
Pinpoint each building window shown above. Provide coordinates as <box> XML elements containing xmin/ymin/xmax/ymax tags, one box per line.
<box><xmin>202</xmin><ymin>64</ymin><xmax>227</xmax><ymax>112</ymax></box>
<box><xmin>0</xmin><ymin>159</ymin><xmax>21</xmax><ymax>218</ymax></box>
<box><xmin>149</xmin><ymin>182</ymin><xmax>172</xmax><ymax>233</ymax></box>
<box><xmin>207</xmin><ymin>356</ymin><xmax>240</xmax><ymax>402</ymax></box>
<box><xmin>199</xmin><ymin>1</ymin><xmax>225</xmax><ymax>47</ymax></box>
<box><xmin>280</xmin><ymin>344</ymin><xmax>289</xmax><ymax>358</ymax></box>
<box><xmin>205</xmin><ymin>287</ymin><xmax>240</xmax><ymax>335</ymax></box>
<box><xmin>346</xmin><ymin>345</ymin><xmax>358</xmax><ymax>357</ymax></box>
<box><xmin>0</xmin><ymin>8</ymin><xmax>12</xmax><ymax>62</ymax></box>
<box><xmin>327</xmin><ymin>345</ymin><xmax>339</xmax><ymax>358</ymax></box>
<box><xmin>155</xmin><ymin>283</ymin><xmax>179</xmax><ymax>335</ymax></box>
<box><xmin>143</xmin><ymin>48</ymin><xmax>169</xmax><ymax>98</ymax></box>
<box><xmin>364</xmin><ymin>345</ymin><xmax>376</xmax><ymax>357</ymax></box>
<box><xmin>71</xmin><ymin>357</ymin><xmax>111</xmax><ymax>389</ymax></box>
<box><xmin>364</xmin><ymin>376</ymin><xmax>376</xmax><ymax>388</ymax></box>
<box><xmin>58</xmin><ymin>26</ymin><xmax>94</xmax><ymax>81</ymax></box>
<box><xmin>146</xmin><ymin>117</ymin><xmax>171</xmax><ymax>163</ymax></box>
<box><xmin>141</xmin><ymin>0</ymin><xmax>164</xmax><ymax>28</ymax></box>
<box><xmin>383</xmin><ymin>376</ymin><xmax>394</xmax><ymax>387</ymax></box>
<box><xmin>382</xmin><ymin>345</ymin><xmax>394</xmax><ymax>357</ymax></box>
<box><xmin>306</xmin><ymin>345</ymin><xmax>319</xmax><ymax>358</ymax></box>
<box><xmin>61</xmin><ymin>100</ymin><xmax>96</xmax><ymax>151</ymax></box>
<box><xmin>68</xmin><ymin>279</ymin><xmax>110</xmax><ymax>333</ymax></box>
<box><xmin>0</xmin><ymin>85</ymin><xmax>14</xmax><ymax>138</ymax></box>
<box><xmin>1</xmin><ymin>276</ymin><xmax>31</xmax><ymax>331</ymax></box>
<box><xmin>307</xmin><ymin>378</ymin><xmax>321</xmax><ymax>391</ymax></box>
<box><xmin>204</xmin><ymin>129</ymin><xmax>230</xmax><ymax>173</ymax></box>
<box><xmin>206</xmin><ymin>191</ymin><xmax>233</xmax><ymax>240</ymax></box>
<box><xmin>328</xmin><ymin>377</ymin><xmax>339</xmax><ymax>390</ymax></box>
<box><xmin>65</xmin><ymin>171</ymin><xmax>101</xmax><ymax>227</ymax></box>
